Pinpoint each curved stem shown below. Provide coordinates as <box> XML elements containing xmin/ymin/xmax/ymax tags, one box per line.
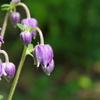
<box><xmin>30</xmin><ymin>27</ymin><xmax>44</xmax><ymax>45</ymax></box>
<box><xmin>7</xmin><ymin>46</ymin><xmax>27</xmax><ymax>100</ymax></box>
<box><xmin>17</xmin><ymin>2</ymin><xmax>31</xmax><ymax>19</ymax></box>
<box><xmin>0</xmin><ymin>50</ymin><xmax>9</xmax><ymax>62</ymax></box>
<box><xmin>0</xmin><ymin>12</ymin><xmax>9</xmax><ymax>47</ymax></box>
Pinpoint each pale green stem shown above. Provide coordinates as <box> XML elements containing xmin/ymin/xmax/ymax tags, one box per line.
<box><xmin>17</xmin><ymin>2</ymin><xmax>31</xmax><ymax>19</ymax></box>
<box><xmin>7</xmin><ymin>46</ymin><xmax>27</xmax><ymax>100</ymax></box>
<box><xmin>0</xmin><ymin>50</ymin><xmax>9</xmax><ymax>62</ymax></box>
<box><xmin>30</xmin><ymin>27</ymin><xmax>44</xmax><ymax>45</ymax></box>
<box><xmin>7</xmin><ymin>1</ymin><xmax>31</xmax><ymax>100</ymax></box>
<box><xmin>0</xmin><ymin>12</ymin><xmax>9</xmax><ymax>48</ymax></box>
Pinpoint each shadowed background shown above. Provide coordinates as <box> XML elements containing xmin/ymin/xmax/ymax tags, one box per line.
<box><xmin>0</xmin><ymin>0</ymin><xmax>100</xmax><ymax>100</ymax></box>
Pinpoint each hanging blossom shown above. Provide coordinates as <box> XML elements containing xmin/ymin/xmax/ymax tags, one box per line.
<box><xmin>10</xmin><ymin>12</ymin><xmax>20</xmax><ymax>26</ymax></box>
<box><xmin>0</xmin><ymin>59</ymin><xmax>16</xmax><ymax>81</ymax></box>
<box><xmin>33</xmin><ymin>44</ymin><xmax>54</xmax><ymax>75</ymax></box>
<box><xmin>21</xmin><ymin>18</ymin><xmax>38</xmax><ymax>38</ymax></box>
<box><xmin>20</xmin><ymin>31</ymin><xmax>32</xmax><ymax>47</ymax></box>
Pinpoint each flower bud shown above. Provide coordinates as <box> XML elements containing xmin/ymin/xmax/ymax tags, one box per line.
<box><xmin>21</xmin><ymin>18</ymin><xmax>38</xmax><ymax>37</ymax></box>
<box><xmin>2</xmin><ymin>62</ymin><xmax>16</xmax><ymax>81</ymax></box>
<box><xmin>33</xmin><ymin>44</ymin><xmax>54</xmax><ymax>68</ymax></box>
<box><xmin>20</xmin><ymin>31</ymin><xmax>32</xmax><ymax>47</ymax></box>
<box><xmin>42</xmin><ymin>59</ymin><xmax>54</xmax><ymax>75</ymax></box>
<box><xmin>10</xmin><ymin>12</ymin><xmax>20</xmax><ymax>25</ymax></box>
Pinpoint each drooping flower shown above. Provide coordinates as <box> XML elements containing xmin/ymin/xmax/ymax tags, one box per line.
<box><xmin>10</xmin><ymin>12</ymin><xmax>20</xmax><ymax>25</ymax></box>
<box><xmin>21</xmin><ymin>18</ymin><xmax>38</xmax><ymax>37</ymax></box>
<box><xmin>33</xmin><ymin>44</ymin><xmax>54</xmax><ymax>68</ymax></box>
<box><xmin>20</xmin><ymin>31</ymin><xmax>32</xmax><ymax>47</ymax></box>
<box><xmin>2</xmin><ymin>62</ymin><xmax>16</xmax><ymax>81</ymax></box>
<box><xmin>42</xmin><ymin>59</ymin><xmax>54</xmax><ymax>75</ymax></box>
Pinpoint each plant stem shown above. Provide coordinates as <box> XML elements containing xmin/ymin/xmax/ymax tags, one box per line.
<box><xmin>0</xmin><ymin>50</ymin><xmax>9</xmax><ymax>62</ymax></box>
<box><xmin>7</xmin><ymin>2</ymin><xmax>31</xmax><ymax>100</ymax></box>
<box><xmin>0</xmin><ymin>12</ymin><xmax>9</xmax><ymax>48</ymax></box>
<box><xmin>30</xmin><ymin>27</ymin><xmax>44</xmax><ymax>45</ymax></box>
<box><xmin>7</xmin><ymin>46</ymin><xmax>27</xmax><ymax>100</ymax></box>
<box><xmin>17</xmin><ymin>2</ymin><xmax>31</xmax><ymax>19</ymax></box>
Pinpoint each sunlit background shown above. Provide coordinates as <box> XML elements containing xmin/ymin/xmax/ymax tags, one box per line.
<box><xmin>0</xmin><ymin>0</ymin><xmax>100</xmax><ymax>100</ymax></box>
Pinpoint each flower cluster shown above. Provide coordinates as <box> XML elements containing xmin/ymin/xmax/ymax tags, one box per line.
<box><xmin>0</xmin><ymin>0</ymin><xmax>55</xmax><ymax>80</ymax></box>
<box><xmin>19</xmin><ymin>17</ymin><xmax>55</xmax><ymax>75</ymax></box>
<box><xmin>0</xmin><ymin>0</ymin><xmax>55</xmax><ymax>100</ymax></box>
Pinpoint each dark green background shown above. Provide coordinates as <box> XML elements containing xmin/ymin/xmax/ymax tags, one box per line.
<box><xmin>0</xmin><ymin>0</ymin><xmax>100</xmax><ymax>100</ymax></box>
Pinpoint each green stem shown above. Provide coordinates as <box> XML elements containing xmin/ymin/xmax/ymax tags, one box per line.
<box><xmin>0</xmin><ymin>12</ymin><xmax>9</xmax><ymax>48</ymax></box>
<box><xmin>30</xmin><ymin>27</ymin><xmax>44</xmax><ymax>45</ymax></box>
<box><xmin>7</xmin><ymin>46</ymin><xmax>27</xmax><ymax>100</ymax></box>
<box><xmin>0</xmin><ymin>50</ymin><xmax>9</xmax><ymax>62</ymax></box>
<box><xmin>17</xmin><ymin>2</ymin><xmax>31</xmax><ymax>19</ymax></box>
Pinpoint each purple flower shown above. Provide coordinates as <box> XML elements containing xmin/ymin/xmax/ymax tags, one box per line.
<box><xmin>42</xmin><ymin>59</ymin><xmax>54</xmax><ymax>75</ymax></box>
<box><xmin>33</xmin><ymin>44</ymin><xmax>54</xmax><ymax>68</ymax></box>
<box><xmin>21</xmin><ymin>18</ymin><xmax>38</xmax><ymax>37</ymax></box>
<box><xmin>10</xmin><ymin>12</ymin><xmax>20</xmax><ymax>25</ymax></box>
<box><xmin>0</xmin><ymin>35</ymin><xmax>4</xmax><ymax>44</ymax></box>
<box><xmin>2</xmin><ymin>62</ymin><xmax>16</xmax><ymax>81</ymax></box>
<box><xmin>20</xmin><ymin>31</ymin><xmax>32</xmax><ymax>47</ymax></box>
<box><xmin>0</xmin><ymin>60</ymin><xmax>3</xmax><ymax>80</ymax></box>
<box><xmin>12</xmin><ymin>0</ymin><xmax>20</xmax><ymax>4</ymax></box>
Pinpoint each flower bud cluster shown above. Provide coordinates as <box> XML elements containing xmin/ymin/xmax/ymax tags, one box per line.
<box><xmin>2</xmin><ymin>0</ymin><xmax>55</xmax><ymax>77</ymax></box>
<box><xmin>19</xmin><ymin>17</ymin><xmax>55</xmax><ymax>75</ymax></box>
<box><xmin>19</xmin><ymin>18</ymin><xmax>38</xmax><ymax>47</ymax></box>
<box><xmin>21</xmin><ymin>18</ymin><xmax>38</xmax><ymax>37</ymax></box>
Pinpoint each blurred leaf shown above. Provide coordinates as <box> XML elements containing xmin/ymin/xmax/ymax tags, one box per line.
<box><xmin>26</xmin><ymin>44</ymin><xmax>34</xmax><ymax>57</ymax></box>
<box><xmin>17</xmin><ymin>23</ymin><xmax>24</xmax><ymax>30</ymax></box>
<box><xmin>1</xmin><ymin>8</ymin><xmax>9</xmax><ymax>11</ymax></box>
<box><xmin>1</xmin><ymin>4</ymin><xmax>10</xmax><ymax>7</ymax></box>
<box><xmin>77</xmin><ymin>75</ymin><xmax>92</xmax><ymax>89</ymax></box>
<box><xmin>27</xmin><ymin>26</ymin><xmax>32</xmax><ymax>31</ymax></box>
<box><xmin>0</xmin><ymin>95</ymin><xmax>3</xmax><ymax>100</ymax></box>
<box><xmin>27</xmin><ymin>44</ymin><xmax>34</xmax><ymax>51</ymax></box>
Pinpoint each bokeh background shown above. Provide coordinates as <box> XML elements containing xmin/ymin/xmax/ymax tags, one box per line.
<box><xmin>1</xmin><ymin>0</ymin><xmax>100</xmax><ymax>100</ymax></box>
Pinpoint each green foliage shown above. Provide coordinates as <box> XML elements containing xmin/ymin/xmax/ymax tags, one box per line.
<box><xmin>0</xmin><ymin>95</ymin><xmax>3</xmax><ymax>100</ymax></box>
<box><xmin>17</xmin><ymin>23</ymin><xmax>24</xmax><ymax>30</ymax></box>
<box><xmin>1</xmin><ymin>4</ymin><xmax>10</xmax><ymax>7</ymax></box>
<box><xmin>1</xmin><ymin>0</ymin><xmax>100</xmax><ymax>100</ymax></box>
<box><xmin>77</xmin><ymin>75</ymin><xmax>93</xmax><ymax>89</ymax></box>
<box><xmin>26</xmin><ymin>44</ymin><xmax>34</xmax><ymax>57</ymax></box>
<box><xmin>1</xmin><ymin>4</ymin><xmax>10</xmax><ymax>11</ymax></box>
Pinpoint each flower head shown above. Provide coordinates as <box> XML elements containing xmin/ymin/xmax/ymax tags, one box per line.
<box><xmin>42</xmin><ymin>59</ymin><xmax>54</xmax><ymax>75</ymax></box>
<box><xmin>20</xmin><ymin>31</ymin><xmax>32</xmax><ymax>47</ymax></box>
<box><xmin>10</xmin><ymin>12</ymin><xmax>20</xmax><ymax>25</ymax></box>
<box><xmin>21</xmin><ymin>18</ymin><xmax>38</xmax><ymax>37</ymax></box>
<box><xmin>2</xmin><ymin>62</ymin><xmax>16</xmax><ymax>81</ymax></box>
<box><xmin>33</xmin><ymin>44</ymin><xmax>54</xmax><ymax>67</ymax></box>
